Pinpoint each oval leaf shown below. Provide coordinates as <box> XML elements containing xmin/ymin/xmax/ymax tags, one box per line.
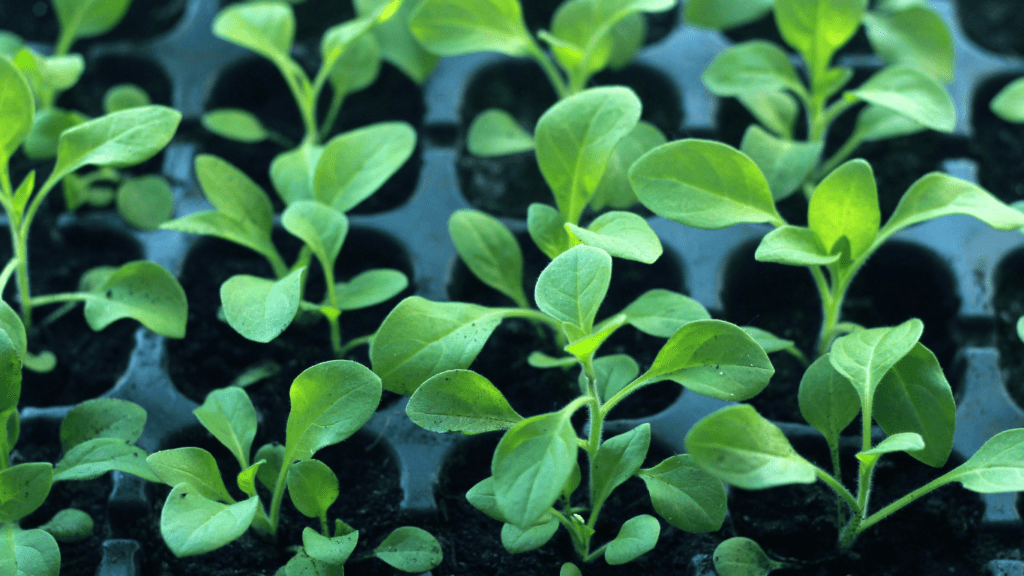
<box><xmin>0</xmin><ymin>56</ymin><xmax>34</xmax><ymax>159</ymax></box>
<box><xmin>450</xmin><ymin>209</ymin><xmax>527</xmax><ymax>307</ymax></box>
<box><xmin>335</xmin><ymin>269</ymin><xmax>408</xmax><ymax>311</ymax></box>
<box><xmin>638</xmin><ymin>454</ymin><xmax>726</xmax><ymax>532</ymax></box>
<box><xmin>374</xmin><ymin>526</ymin><xmax>443</xmax><ymax>572</ymax></box>
<box><xmin>991</xmin><ymin>78</ymin><xmax>1024</xmax><ymax>123</ymax></box>
<box><xmin>604</xmin><ymin>514</ymin><xmax>660</xmax><ymax>565</ymax></box>
<box><xmin>807</xmin><ymin>159</ymin><xmax>880</xmax><ymax>258</ymax></box>
<box><xmin>287</xmin><ymin>459</ymin><xmax>339</xmax><ymax>518</ymax></box>
<box><xmin>565</xmin><ymin>211</ymin><xmax>663</xmax><ymax>264</ymax></box>
<box><xmin>713</xmin><ymin>537</ymin><xmax>785</xmax><ymax>576</ymax></box>
<box><xmin>201</xmin><ymin>109</ymin><xmax>270</xmax><ymax>143</ymax></box>
<box><xmin>146</xmin><ymin>448</ymin><xmax>234</xmax><ymax>503</ymax></box>
<box><xmin>160</xmin><ymin>484</ymin><xmax>258</xmax><ymax>557</ymax></box>
<box><xmin>500</xmin><ymin>517</ymin><xmax>559</xmax><ymax>553</ymax></box>
<box><xmin>0</xmin><ymin>463</ymin><xmax>52</xmax><ymax>523</ymax></box>
<box><xmin>882</xmin><ymin>173</ymin><xmax>1024</xmax><ymax>238</ymax></box>
<box><xmin>409</xmin><ymin>0</ymin><xmax>533</xmax><ymax>57</ymax></box>
<box><xmin>6</xmin><ymin>528</ymin><xmax>60</xmax><ymax>576</ymax></box>
<box><xmin>755</xmin><ymin>225</ymin><xmax>840</xmax><ymax>266</ymax></box>
<box><xmin>282</xmin><ymin>201</ymin><xmax>349</xmax><ymax>269</ymax></box>
<box><xmin>212</xmin><ymin>1</ymin><xmax>295</xmax><ymax>63</ymax></box>
<box><xmin>467</xmin><ymin>109</ymin><xmax>534</xmax><ymax>157</ymax></box>
<box><xmin>116</xmin><ymin>175</ymin><xmax>175</xmax><ymax>230</ymax></box>
<box><xmin>220</xmin><ymin>268</ymin><xmax>305</xmax><ymax>344</ymax></box>
<box><xmin>828</xmin><ymin>318</ymin><xmax>923</xmax><ymax>405</ymax></box>
<box><xmin>950</xmin><ymin>429</ymin><xmax>1024</xmax><ymax>493</ymax></box>
<box><xmin>83</xmin><ymin>261</ymin><xmax>188</xmax><ymax>338</ymax></box>
<box><xmin>622</xmin><ymin>289</ymin><xmax>710</xmax><ymax>338</ymax></box>
<box><xmin>54</xmin><ymin>437</ymin><xmax>158</xmax><ymax>482</ymax></box>
<box><xmin>593</xmin><ymin>424</ymin><xmax>650</xmax><ymax>506</ymax></box>
<box><xmin>61</xmin><ymin>398</ymin><xmax>146</xmax><ymax>451</ymax></box>
<box><xmin>847</xmin><ymin>66</ymin><xmax>954</xmax><ymax>133</ymax></box>
<box><xmin>193</xmin><ymin>387</ymin><xmax>258</xmax><ymax>470</ymax></box>
<box><xmin>798</xmin><ymin>355</ymin><xmax>859</xmax><ymax>446</ymax></box>
<box><xmin>408</xmin><ymin>369</ymin><xmax>523</xmax><ymax>434</ymax></box>
<box><xmin>314</xmin><ymin>122</ymin><xmax>416</xmax><ymax>212</ymax></box>
<box><xmin>857</xmin><ymin>432</ymin><xmax>925</xmax><ymax>462</ymax></box>
<box><xmin>535</xmin><ymin>245</ymin><xmax>612</xmax><ymax>332</ymax></box>
<box><xmin>703</xmin><ymin>40</ymin><xmax>803</xmax><ymax>96</ymax></box>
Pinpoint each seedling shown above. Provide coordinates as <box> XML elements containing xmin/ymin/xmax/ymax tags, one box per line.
<box><xmin>684</xmin><ymin>319</ymin><xmax>1024</xmax><ymax>574</ymax></box>
<box><xmin>0</xmin><ymin>303</ymin><xmax>160</xmax><ymax>576</ymax></box>
<box><xmin>400</xmin><ymin>244</ymin><xmax>774</xmax><ymax>567</ymax></box>
<box><xmin>161</xmin><ymin>154</ymin><xmax>409</xmax><ymax>355</ymax></box>
<box><xmin>0</xmin><ymin>57</ymin><xmax>187</xmax><ymax>370</ymax></box>
<box><xmin>629</xmin><ymin>143</ymin><xmax>1024</xmax><ymax>355</ymax></box>
<box><xmin>694</xmin><ymin>0</ymin><xmax>955</xmax><ymax>200</ymax></box>
<box><xmin>146</xmin><ymin>360</ymin><xmax>443</xmax><ymax>574</ymax></box>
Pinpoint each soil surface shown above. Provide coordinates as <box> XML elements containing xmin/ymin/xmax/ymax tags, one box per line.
<box><xmin>956</xmin><ymin>0</ymin><xmax>1024</xmax><ymax>57</ymax></box>
<box><xmin>972</xmin><ymin>74</ymin><xmax>1024</xmax><ymax>206</ymax></box>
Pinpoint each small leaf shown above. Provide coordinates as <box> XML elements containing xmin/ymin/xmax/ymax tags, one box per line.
<box><xmin>949</xmin><ymin>429</ymin><xmax>1024</xmax><ymax>493</ymax></box>
<box><xmin>847</xmin><ymin>66</ymin><xmax>954</xmax><ymax>133</ymax></box>
<box><xmin>83</xmin><ymin>261</ymin><xmax>188</xmax><ymax>338</ymax></box>
<box><xmin>0</xmin><ymin>463</ymin><xmax>52</xmax><ymax>522</ymax></box>
<box><xmin>160</xmin><ymin>483</ymin><xmax>258</xmax><ymax>557</ymax></box>
<box><xmin>829</xmin><ymin>318</ymin><xmax>923</xmax><ymax>406</ymax></box>
<box><xmin>528</xmin><ymin>351</ymin><xmax>577</xmax><ymax>369</ymax></box>
<box><xmin>326</xmin><ymin>33</ymin><xmax>381</xmax><ymax>99</ymax></box>
<box><xmin>38</xmin><ymin>508</ymin><xmax>94</xmax><ymax>544</ymax></box>
<box><xmin>314</xmin><ymin>122</ymin><xmax>416</xmax><ymax>212</ymax></box>
<box><xmin>450</xmin><ymin>209</ymin><xmax>527</xmax><ymax>307</ymax></box>
<box><xmin>798</xmin><ymin>355</ymin><xmax>859</xmax><ymax>447</ymax></box>
<box><xmin>685</xmin><ymin>405</ymin><xmax>817</xmax><ymax>489</ymax></box>
<box><xmin>881</xmin><ymin>173</ymin><xmax>1024</xmax><ymax>238</ymax></box>
<box><xmin>335</xmin><ymin>269</ymin><xmax>408</xmax><ymax>311</ymax></box>
<box><xmin>53</xmin><ymin>0</ymin><xmax>132</xmax><ymax>39</ymax></box>
<box><xmin>303</xmin><ymin>527</ymin><xmax>358</xmax><ymax>565</ymax></box>
<box><xmin>103</xmin><ymin>83</ymin><xmax>151</xmax><ymax>114</ymax></box>
<box><xmin>561</xmin><ymin>562</ymin><xmax>583</xmax><ymax>576</ymax></box>
<box><xmin>638</xmin><ymin>454</ymin><xmax>727</xmax><ymax>532</ymax></box>
<box><xmin>282</xmin><ymin>201</ymin><xmax>348</xmax><ymax>272</ymax></box>
<box><xmin>991</xmin><ymin>78</ymin><xmax>1024</xmax><ymax>124</ymax></box>
<box><xmin>116</xmin><ymin>175</ymin><xmax>175</xmax><ymax>230</ymax></box>
<box><xmin>408</xmin><ymin>369</ymin><xmax>523</xmax><ymax>434</ymax></box>
<box><xmin>287</xmin><ymin>459</ymin><xmax>339</xmax><ymax>518</ymax></box>
<box><xmin>863</xmin><ymin>7</ymin><xmax>953</xmax><ymax>83</ymax></box>
<box><xmin>703</xmin><ymin>41</ymin><xmax>804</xmax><ymax>97</ymax></box>
<box><xmin>807</xmin><ymin>159</ymin><xmax>880</xmax><ymax>259</ymax></box>
<box><xmin>193</xmin><ymin>387</ymin><xmax>258</xmax><ymax>470</ymax></box>
<box><xmin>23</xmin><ymin>108</ymin><xmax>86</xmax><ymax>160</ymax></box>
<box><xmin>563</xmin><ymin>314</ymin><xmax>627</xmax><ymax>363</ymax></box>
<box><xmin>755</xmin><ymin>226</ymin><xmax>840</xmax><ymax>266</ymax></box>
<box><xmin>500</xmin><ymin>517</ymin><xmax>559</xmax><ymax>553</ymax></box>
<box><xmin>0</xmin><ymin>56</ymin><xmax>35</xmax><ymax>159</ymax></box>
<box><xmin>374</xmin><ymin>526</ymin><xmax>443</xmax><ymax>572</ymax></box>
<box><xmin>466</xmin><ymin>477</ymin><xmax>507</xmax><ymax>522</ymax></box>
<box><xmin>527</xmin><ymin>202</ymin><xmax>571</xmax><ymax>259</ymax></box>
<box><xmin>535</xmin><ymin>245</ymin><xmax>612</xmax><ymax>332</ymax></box>
<box><xmin>54</xmin><ymin>438</ymin><xmax>158</xmax><ymax>482</ymax></box>
<box><xmin>604</xmin><ymin>514</ymin><xmax>659</xmax><ymax>565</ymax></box>
<box><xmin>774</xmin><ymin>0</ymin><xmax>865</xmax><ymax>74</ymax></box>
<box><xmin>737</xmin><ymin>91</ymin><xmax>800</xmax><ymax>139</ymax></box>
<box><xmin>354</xmin><ymin>0</ymin><xmax>439</xmax><ymax>83</ymax></box>
<box><xmin>409</xmin><ymin>0</ymin><xmax>534</xmax><ymax>57</ymax></box>
<box><xmin>61</xmin><ymin>398</ymin><xmax>146</xmax><ymax>451</ymax></box>
<box><xmin>466</xmin><ymin>109</ymin><xmax>534</xmax><ymax>157</ymax></box>
<box><xmin>237</xmin><ymin>461</ymin><xmax>262</xmax><ymax>497</ymax></box>
<box><xmin>220</xmin><ymin>268</ymin><xmax>305</xmax><ymax>343</ymax></box>
<box><xmin>566</xmin><ymin>211</ymin><xmax>662</xmax><ymax>264</ymax></box>
<box><xmin>146</xmin><ymin>448</ymin><xmax>234</xmax><ymax>503</ymax></box>
<box><xmin>622</xmin><ymin>289</ymin><xmax>710</xmax><ymax>338</ymax></box>
<box><xmin>254</xmin><ymin>443</ymin><xmax>285</xmax><ymax>492</ymax></box>
<box><xmin>713</xmin><ymin>537</ymin><xmax>785</xmax><ymax>576</ymax></box>
<box><xmin>590</xmin><ymin>121</ymin><xmax>666</xmax><ymax>211</ymax></box>
<box><xmin>593</xmin><ymin>354</ymin><xmax>639</xmax><ymax>402</ymax></box>
<box><xmin>271</xmin><ymin>142</ymin><xmax>324</xmax><ymax>205</ymax></box>
<box><xmin>849</xmin><ymin>104</ymin><xmax>925</xmax><ymax>144</ymax></box>
<box><xmin>202</xmin><ymin>109</ymin><xmax>270</xmax><ymax>143</ymax></box>
<box><xmin>857</xmin><ymin>432</ymin><xmax>924</xmax><ymax>462</ymax></box>
<box><xmin>740</xmin><ymin>125</ymin><xmax>822</xmax><ymax>201</ymax></box>
<box><xmin>685</xmin><ymin>0</ymin><xmax>773</xmax><ymax>29</ymax></box>
<box><xmin>212</xmin><ymin>1</ymin><xmax>295</xmax><ymax>64</ymax></box>
<box><xmin>593</xmin><ymin>425</ymin><xmax>650</xmax><ymax>506</ymax></box>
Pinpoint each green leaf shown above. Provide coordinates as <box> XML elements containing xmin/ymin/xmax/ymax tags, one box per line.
<box><xmin>536</xmin><ymin>86</ymin><xmax>641</xmax><ymax>225</ymax></box>
<box><xmin>991</xmin><ymin>78</ymin><xmax>1024</xmax><ymax>123</ymax></box>
<box><xmin>703</xmin><ymin>41</ymin><xmax>804</xmax><ymax>97</ymax></box>
<box><xmin>13</xmin><ymin>48</ymin><xmax>84</xmax><ymax>99</ymax></box>
<box><xmin>565</xmin><ymin>211</ymin><xmax>662</xmax><ymax>264</ymax></box>
<box><xmin>1017</xmin><ymin>316</ymin><xmax>1024</xmax><ymax>344</ymax></box>
<box><xmin>737</xmin><ymin>91</ymin><xmax>800</xmax><ymax>139</ymax></box>
<box><xmin>0</xmin><ymin>301</ymin><xmax>25</xmax><ymax>366</ymax></box>
<box><xmin>561</xmin><ymin>562</ymin><xmax>583</xmax><ymax>576</ymax></box>
<box><xmin>874</xmin><ymin>343</ymin><xmax>955</xmax><ymax>467</ymax></box>
<box><xmin>527</xmin><ymin>202</ymin><xmax>572</xmax><ymax>259</ymax></box>
<box><xmin>849</xmin><ymin>104</ymin><xmax>925</xmax><ymax>144</ymax></box>
<box><xmin>326</xmin><ymin>33</ymin><xmax>381</xmax><ymax>99</ymax></box>
<box><xmin>881</xmin><ymin>173</ymin><xmax>1024</xmax><ymax>238</ymax></box>
<box><xmin>593</xmin><ymin>354</ymin><xmax>639</xmax><ymax>402</ymax></box>
<box><xmin>713</xmin><ymin>537</ymin><xmax>785</xmax><ymax>576</ymax></box>
<box><xmin>194</xmin><ymin>387</ymin><xmax>258</xmax><ymax>470</ymax></box>
<box><xmin>638</xmin><ymin>320</ymin><xmax>774</xmax><ymax>401</ymax></box>
<box><xmin>529</xmin><ymin>351</ymin><xmax>577</xmax><ymax>369</ymax></box>
<box><xmin>685</xmin><ymin>404</ymin><xmax>816</xmax><ymax>488</ymax></box>
<box><xmin>335</xmin><ymin>269</ymin><xmax>408</xmax><ymax>311</ymax></box>
<box><xmin>0</xmin><ymin>463</ymin><xmax>52</xmax><ymax>522</ymax></box>
<box><xmin>23</xmin><ymin>108</ymin><xmax>87</xmax><ymax>160</ymax></box>
<box><xmin>622</xmin><ymin>289</ymin><xmax>710</xmax><ymax>339</ymax></box>
<box><xmin>116</xmin><ymin>175</ymin><xmax>175</xmax><ymax>230</ymax></box>
<box><xmin>593</xmin><ymin>424</ymin><xmax>650</xmax><ymax>506</ymax></box>
<box><xmin>535</xmin><ymin>245</ymin><xmax>611</xmax><ymax>332</ymax></box>
<box><xmin>798</xmin><ymin>355</ymin><xmax>859</xmax><ymax>447</ymax></box>
<box><xmin>408</xmin><ymin>369</ymin><xmax>523</xmax><ymax>434</ymax></box>
<box><xmin>863</xmin><ymin>7</ymin><xmax>953</xmax><ymax>83</ymax></box>
<box><xmin>408</xmin><ymin>0</ymin><xmax>534</xmax><ymax>57</ymax></box>
<box><xmin>287</xmin><ymin>459</ymin><xmax>339</xmax><ymax>518</ymax></box>
<box><xmin>51</xmin><ymin>106</ymin><xmax>181</xmax><ymax>181</ymax></box>
<box><xmin>282</xmin><ymin>201</ymin><xmax>348</xmax><ymax>273</ymax></box>
<box><xmin>774</xmin><ymin>0</ymin><xmax>866</xmax><ymax>74</ymax></box>
<box><xmin>53</xmin><ymin>437</ymin><xmax>158</xmax><ymax>482</ymax></box>
<box><xmin>492</xmin><ymin>412</ymin><xmax>577</xmax><ymax>527</ymax></box>
<box><xmin>1</xmin><ymin>528</ymin><xmax>60</xmax><ymax>576</ymax></box>
<box><xmin>355</xmin><ymin>0</ymin><xmax>439</xmax><ymax>83</ymax></box>
<box><xmin>828</xmin><ymin>319</ymin><xmax>923</xmax><ymax>406</ymax></box>
<box><xmin>374</xmin><ymin>527</ymin><xmax>443</xmax><ymax>572</ymax></box>
<box><xmin>685</xmin><ymin>0</ymin><xmax>773</xmax><ymax>30</ymax></box>
<box><xmin>271</xmin><ymin>142</ymin><xmax>324</xmax><ymax>206</ymax></box>
<box><xmin>61</xmin><ymin>398</ymin><xmax>146</xmax><ymax>451</ymax></box>
<box><xmin>212</xmin><ymin>1</ymin><xmax>295</xmax><ymax>64</ymax></box>
<box><xmin>949</xmin><ymin>429</ymin><xmax>1024</xmax><ymax>493</ymax></box>
<box><xmin>590</xmin><ymin>121</ymin><xmax>666</xmax><ymax>211</ymax></box>
<box><xmin>38</xmin><ymin>508</ymin><xmax>94</xmax><ymax>544</ymax></box>
<box><xmin>501</xmin><ymin>517</ymin><xmax>559</xmax><ymax>553</ymax></box>
<box><xmin>857</xmin><ymin>432</ymin><xmax>924</xmax><ymax>463</ymax></box>
<box><xmin>220</xmin><ymin>268</ymin><xmax>305</xmax><ymax>343</ymax></box>
<box><xmin>314</xmin><ymin>122</ymin><xmax>416</xmax><ymax>212</ymax></box>
<box><xmin>202</xmin><ymin>109</ymin><xmax>270</xmax><ymax>143</ymax></box>
<box><xmin>103</xmin><ymin>83</ymin><xmax>151</xmax><ymax>114</ymax></box>
<box><xmin>630</xmin><ymin>139</ymin><xmax>782</xmax><ymax>229</ymax></box>
<box><xmin>741</xmin><ymin>326</ymin><xmax>798</xmax><ymax>355</ymax></box>
<box><xmin>237</xmin><ymin>461</ymin><xmax>262</xmax><ymax>497</ymax></box>
<box><xmin>371</xmin><ymin>297</ymin><xmax>509</xmax><ymax>394</ymax></box>
<box><xmin>254</xmin><ymin>443</ymin><xmax>284</xmax><ymax>492</ymax></box>
<box><xmin>160</xmin><ymin>483</ymin><xmax>259</xmax><ymax>557</ymax></box>
<box><xmin>740</xmin><ymin>125</ymin><xmax>822</xmax><ymax>201</ymax></box>
<box><xmin>83</xmin><ymin>261</ymin><xmax>188</xmax><ymax>338</ymax></box>
<box><xmin>755</xmin><ymin>225</ymin><xmax>840</xmax><ymax>266</ymax></box>
<box><xmin>53</xmin><ymin>0</ymin><xmax>132</xmax><ymax>39</ymax></box>
<box><xmin>450</xmin><ymin>209</ymin><xmax>528</xmax><ymax>307</ymax></box>
<box><xmin>285</xmin><ymin>360</ymin><xmax>382</xmax><ymax>461</ymax></box>
<box><xmin>0</xmin><ymin>56</ymin><xmax>35</xmax><ymax>159</ymax></box>
<box><xmin>303</xmin><ymin>527</ymin><xmax>358</xmax><ymax>565</ymax></box>
<box><xmin>466</xmin><ymin>109</ymin><xmax>534</xmax><ymax>157</ymax></box>
<box><xmin>147</xmin><ymin>448</ymin><xmax>235</xmax><ymax>503</ymax></box>
<box><xmin>563</xmin><ymin>314</ymin><xmax>626</xmax><ymax>362</ymax></box>
<box><xmin>807</xmin><ymin>159</ymin><xmax>879</xmax><ymax>259</ymax></box>
<box><xmin>466</xmin><ymin>477</ymin><xmax>507</xmax><ymax>522</ymax></box>
<box><xmin>847</xmin><ymin>66</ymin><xmax>954</xmax><ymax>133</ymax></box>
<box><xmin>638</xmin><ymin>454</ymin><xmax>727</xmax><ymax>532</ymax></box>
<box><xmin>604</xmin><ymin>514</ymin><xmax>659</xmax><ymax>565</ymax></box>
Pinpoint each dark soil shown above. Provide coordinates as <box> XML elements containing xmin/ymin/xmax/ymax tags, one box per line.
<box><xmin>956</xmin><ymin>0</ymin><xmax>1024</xmax><ymax>57</ymax></box>
<box><xmin>972</xmin><ymin>73</ymin><xmax>1024</xmax><ymax>205</ymax></box>
<box><xmin>165</xmin><ymin>228</ymin><xmax>410</xmax><ymax>437</ymax></box>
<box><xmin>0</xmin><ymin>0</ymin><xmax>186</xmax><ymax>45</ymax></box>
<box><xmin>1</xmin><ymin>222</ymin><xmax>142</xmax><ymax>407</ymax></box>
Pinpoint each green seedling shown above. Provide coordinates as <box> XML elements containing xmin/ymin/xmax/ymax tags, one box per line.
<box><xmin>204</xmin><ymin>0</ymin><xmax>432</xmax><ymax>206</ymax></box>
<box><xmin>0</xmin><ymin>57</ymin><xmax>187</xmax><ymax>370</ymax></box>
<box><xmin>684</xmin><ymin>319</ymin><xmax>1024</xmax><ymax>574</ymax></box>
<box><xmin>629</xmin><ymin>142</ymin><xmax>1024</xmax><ymax>356</ymax></box>
<box><xmin>146</xmin><ymin>361</ymin><xmax>443</xmax><ymax>574</ymax></box>
<box><xmin>693</xmin><ymin>0</ymin><xmax>955</xmax><ymax>200</ymax></box>
<box><xmin>161</xmin><ymin>154</ymin><xmax>409</xmax><ymax>356</ymax></box>
<box><xmin>401</xmin><ymin>244</ymin><xmax>775</xmax><ymax>566</ymax></box>
<box><xmin>0</xmin><ymin>304</ymin><xmax>159</xmax><ymax>576</ymax></box>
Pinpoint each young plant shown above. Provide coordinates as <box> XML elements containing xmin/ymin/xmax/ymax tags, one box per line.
<box><xmin>146</xmin><ymin>360</ymin><xmax>443</xmax><ymax>574</ymax></box>
<box><xmin>0</xmin><ymin>56</ymin><xmax>187</xmax><ymax>369</ymax></box>
<box><xmin>628</xmin><ymin>142</ymin><xmax>1024</xmax><ymax>356</ymax></box>
<box><xmin>161</xmin><ymin>154</ymin><xmax>409</xmax><ymax>356</ymax></box>
<box><xmin>403</xmin><ymin>244</ymin><xmax>776</xmax><ymax>568</ymax></box>
<box><xmin>684</xmin><ymin>319</ymin><xmax>1024</xmax><ymax>574</ymax></box>
<box><xmin>694</xmin><ymin>0</ymin><xmax>955</xmax><ymax>200</ymax></box>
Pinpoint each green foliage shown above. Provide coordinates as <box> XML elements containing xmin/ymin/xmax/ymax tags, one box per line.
<box><xmin>991</xmin><ymin>78</ymin><xmax>1024</xmax><ymax>123</ymax></box>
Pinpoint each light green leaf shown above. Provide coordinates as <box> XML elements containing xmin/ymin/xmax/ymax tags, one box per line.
<box><xmin>38</xmin><ymin>508</ymin><xmax>94</xmax><ymax>544</ymax></box>
<box><xmin>254</xmin><ymin>443</ymin><xmax>284</xmax><ymax>492</ymax></box>
<box><xmin>408</xmin><ymin>369</ymin><xmax>522</xmax><ymax>434</ymax></box>
<box><xmin>604</xmin><ymin>514</ymin><xmax>659</xmax><ymax>565</ymax></box>
<box><xmin>685</xmin><ymin>404</ymin><xmax>816</xmax><ymax>489</ymax></box>
<box><xmin>593</xmin><ymin>354</ymin><xmax>639</xmax><ymax>402</ymax></box>
<box><xmin>103</xmin><ymin>83</ymin><xmax>151</xmax><ymax>114</ymax></box>
<box><xmin>740</xmin><ymin>125</ymin><xmax>822</xmax><ymax>201</ymax></box>
<box><xmin>1</xmin><ymin>528</ymin><xmax>60</xmax><ymax>576</ymax></box>
<box><xmin>314</xmin><ymin>122</ymin><xmax>416</xmax><ymax>212</ymax></box>
<box><xmin>606</xmin><ymin>13</ymin><xmax>645</xmax><ymax>70</ymax></box>
<box><xmin>881</xmin><ymin>173</ymin><xmax>1024</xmax><ymax>238</ymax></box>
<box><xmin>536</xmin><ymin>87</ymin><xmax>642</xmax><ymax>225</ymax></box>
<box><xmin>146</xmin><ymin>448</ymin><xmax>234</xmax><ymax>502</ymax></box>
<box><xmin>828</xmin><ymin>318</ymin><xmax>923</xmax><ymax>406</ymax></box>
<box><xmin>561</xmin><ymin>562</ymin><xmax>583</xmax><ymax>576</ymax></box>
<box><xmin>53</xmin><ymin>437</ymin><xmax>158</xmax><ymax>482</ymax></box>
<box><xmin>849</xmin><ymin>104</ymin><xmax>926</xmax><ymax>144</ymax></box>
<box><xmin>169</xmin><ymin>153</ymin><xmax>274</xmax><ymax>236</ymax></box>
<box><xmin>528</xmin><ymin>351</ymin><xmax>577</xmax><ymax>369</ymax></box>
<box><xmin>742</xmin><ymin>327</ymin><xmax>798</xmax><ymax>356</ymax></box>
<box><xmin>83</xmin><ymin>261</ymin><xmax>188</xmax><ymax>338</ymax></box>
<box><xmin>202</xmin><ymin>109</ymin><xmax>270</xmax><ymax>143</ymax></box>
<box><xmin>212</xmin><ymin>1</ymin><xmax>295</xmax><ymax>64</ymax></box>
<box><xmin>863</xmin><ymin>7</ymin><xmax>953</xmax><ymax>83</ymax></box>
<box><xmin>0</xmin><ymin>463</ymin><xmax>52</xmax><ymax>523</ymax></box>
<box><xmin>408</xmin><ymin>0</ymin><xmax>534</xmax><ymax>57</ymax></box>
<box><xmin>535</xmin><ymin>245</ymin><xmax>611</xmax><ymax>332</ymax></box>
<box><xmin>713</xmin><ymin>537</ymin><xmax>785</xmax><ymax>576</ymax></box>
<box><xmin>335</xmin><ymin>268</ymin><xmax>408</xmax><ymax>311</ymax></box>
<box><xmin>194</xmin><ymin>387</ymin><xmax>258</xmax><ymax>470</ymax></box>
<box><xmin>370</xmin><ymin>297</ymin><xmax>509</xmax><ymax>394</ymax></box>
<box><xmin>630</xmin><ymin>139</ymin><xmax>782</xmax><ymax>229</ymax></box>
<box><xmin>326</xmin><ymin>33</ymin><xmax>381</xmax><ymax>99</ymax></box>
<box><xmin>53</xmin><ymin>0</ymin><xmax>132</xmax><ymax>39</ymax></box>
<box><xmin>566</xmin><ymin>211</ymin><xmax>662</xmax><ymax>264</ymax></box>
<box><xmin>287</xmin><ymin>459</ymin><xmax>339</xmax><ymax>518</ymax></box>
<box><xmin>527</xmin><ymin>202</ymin><xmax>572</xmax><ymax>259</ymax></box>
<box><xmin>237</xmin><ymin>461</ymin><xmax>262</xmax><ymax>497</ymax></box>
<box><xmin>61</xmin><ymin>398</ymin><xmax>146</xmax><ymax>451</ymax></box>
<box><xmin>0</xmin><ymin>56</ymin><xmax>35</xmax><ymax>159</ymax></box>
<box><xmin>375</xmin><ymin>526</ymin><xmax>443</xmax><ymax>572</ymax></box>
<box><xmin>685</xmin><ymin>0</ymin><xmax>773</xmax><ymax>30</ymax></box>
<box><xmin>774</xmin><ymin>0</ymin><xmax>866</xmax><ymax>74</ymax></box>
<box><xmin>798</xmin><ymin>355</ymin><xmax>859</xmax><ymax>447</ymax></box>
<box><xmin>991</xmin><ymin>78</ymin><xmax>1024</xmax><ymax>124</ymax></box>
<box><xmin>949</xmin><ymin>429</ymin><xmax>1024</xmax><ymax>493</ymax></box>
<box><xmin>0</xmin><ymin>301</ymin><xmax>25</xmax><ymax>365</ymax></box>
<box><xmin>593</xmin><ymin>424</ymin><xmax>650</xmax><ymax>506</ymax></box>
<box><xmin>703</xmin><ymin>41</ymin><xmax>804</xmax><ymax>97</ymax></box>
<box><xmin>501</xmin><ymin>517</ymin><xmax>559</xmax><ymax>553</ymax></box>
<box><xmin>847</xmin><ymin>66</ymin><xmax>954</xmax><ymax>133</ymax></box>
<box><xmin>285</xmin><ymin>360</ymin><xmax>382</xmax><ymax>461</ymax></box>
<box><xmin>563</xmin><ymin>314</ymin><xmax>626</xmax><ymax>362</ymax></box>
<box><xmin>807</xmin><ymin>159</ymin><xmax>879</xmax><ymax>258</ymax></box>
<box><xmin>116</xmin><ymin>175</ymin><xmax>175</xmax><ymax>230</ymax></box>
<box><xmin>622</xmin><ymin>289</ymin><xmax>710</xmax><ymax>338</ymax></box>
<box><xmin>857</xmin><ymin>432</ymin><xmax>924</xmax><ymax>463</ymax></box>
<box><xmin>271</xmin><ymin>142</ymin><xmax>324</xmax><ymax>206</ymax></box>
<box><xmin>638</xmin><ymin>454</ymin><xmax>727</xmax><ymax>532</ymax></box>
<box><xmin>737</xmin><ymin>90</ymin><xmax>800</xmax><ymax>139</ymax></box>
<box><xmin>303</xmin><ymin>526</ymin><xmax>358</xmax><ymax>565</ymax></box>
<box><xmin>450</xmin><ymin>209</ymin><xmax>527</xmax><ymax>307</ymax></box>
<box><xmin>466</xmin><ymin>109</ymin><xmax>534</xmax><ymax>157</ymax></box>
<box><xmin>638</xmin><ymin>320</ymin><xmax>774</xmax><ymax>401</ymax></box>
<box><xmin>755</xmin><ymin>225</ymin><xmax>840</xmax><ymax>266</ymax></box>
<box><xmin>590</xmin><ymin>121</ymin><xmax>666</xmax><ymax>211</ymax></box>
<box><xmin>160</xmin><ymin>483</ymin><xmax>258</xmax><ymax>557</ymax></box>
<box><xmin>466</xmin><ymin>477</ymin><xmax>507</xmax><ymax>522</ymax></box>
<box><xmin>23</xmin><ymin>108</ymin><xmax>87</xmax><ymax>160</ymax></box>
<box><xmin>220</xmin><ymin>268</ymin><xmax>305</xmax><ymax>344</ymax></box>
<box><xmin>282</xmin><ymin>201</ymin><xmax>348</xmax><ymax>272</ymax></box>
<box><xmin>161</xmin><ymin>212</ymin><xmax>280</xmax><ymax>271</ymax></box>
<box><xmin>355</xmin><ymin>0</ymin><xmax>439</xmax><ymax>83</ymax></box>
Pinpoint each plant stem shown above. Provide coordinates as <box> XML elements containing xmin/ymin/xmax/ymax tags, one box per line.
<box><xmin>267</xmin><ymin>460</ymin><xmax>293</xmax><ymax>538</ymax></box>
<box><xmin>10</xmin><ymin>226</ymin><xmax>31</xmax><ymax>329</ymax></box>
<box><xmin>0</xmin><ymin>258</ymin><xmax>17</xmax><ymax>296</ymax></box>
<box><xmin>814</xmin><ymin>467</ymin><xmax>859</xmax><ymax>514</ymax></box>
<box><xmin>854</xmin><ymin>474</ymin><xmax>953</xmax><ymax>536</ymax></box>
<box><xmin>527</xmin><ymin>42</ymin><xmax>569</xmax><ymax>99</ymax></box>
